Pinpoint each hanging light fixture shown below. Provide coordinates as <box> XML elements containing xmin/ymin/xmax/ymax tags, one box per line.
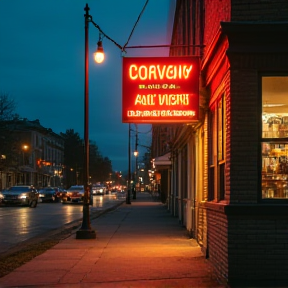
<box><xmin>94</xmin><ymin>33</ymin><xmax>105</xmax><ymax>63</ymax></box>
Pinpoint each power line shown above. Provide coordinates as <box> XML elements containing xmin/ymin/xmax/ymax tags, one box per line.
<box><xmin>123</xmin><ymin>0</ymin><xmax>149</xmax><ymax>50</ymax></box>
<box><xmin>89</xmin><ymin>0</ymin><xmax>149</xmax><ymax>53</ymax></box>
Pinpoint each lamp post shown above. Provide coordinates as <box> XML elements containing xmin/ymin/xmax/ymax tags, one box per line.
<box><xmin>126</xmin><ymin>123</ymin><xmax>131</xmax><ymax>204</ymax></box>
<box><xmin>133</xmin><ymin>126</ymin><xmax>138</xmax><ymax>199</ymax></box>
<box><xmin>0</xmin><ymin>154</ymin><xmax>6</xmax><ymax>190</ymax></box>
<box><xmin>22</xmin><ymin>144</ymin><xmax>29</xmax><ymax>165</ymax></box>
<box><xmin>21</xmin><ymin>144</ymin><xmax>29</xmax><ymax>185</ymax></box>
<box><xmin>76</xmin><ymin>4</ymin><xmax>104</xmax><ymax>239</ymax></box>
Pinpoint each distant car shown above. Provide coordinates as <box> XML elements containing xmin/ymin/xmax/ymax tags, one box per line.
<box><xmin>111</xmin><ymin>187</ymin><xmax>118</xmax><ymax>194</ymax></box>
<box><xmin>91</xmin><ymin>183</ymin><xmax>106</xmax><ymax>195</ymax></box>
<box><xmin>0</xmin><ymin>185</ymin><xmax>38</xmax><ymax>208</ymax></box>
<box><xmin>111</xmin><ymin>185</ymin><xmax>125</xmax><ymax>193</ymax></box>
<box><xmin>51</xmin><ymin>187</ymin><xmax>67</xmax><ymax>201</ymax></box>
<box><xmin>62</xmin><ymin>185</ymin><xmax>85</xmax><ymax>204</ymax></box>
<box><xmin>38</xmin><ymin>187</ymin><xmax>58</xmax><ymax>202</ymax></box>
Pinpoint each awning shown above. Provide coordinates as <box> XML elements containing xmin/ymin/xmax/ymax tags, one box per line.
<box><xmin>153</xmin><ymin>152</ymin><xmax>171</xmax><ymax>170</ymax></box>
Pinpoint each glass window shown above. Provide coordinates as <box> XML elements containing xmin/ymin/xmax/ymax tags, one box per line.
<box><xmin>218</xmin><ymin>99</ymin><xmax>223</xmax><ymax>160</ymax></box>
<box><xmin>218</xmin><ymin>96</ymin><xmax>226</xmax><ymax>200</ymax></box>
<box><xmin>208</xmin><ymin>109</ymin><xmax>215</xmax><ymax>201</ymax></box>
<box><xmin>208</xmin><ymin>94</ymin><xmax>226</xmax><ymax>201</ymax></box>
<box><xmin>261</xmin><ymin>76</ymin><xmax>288</xmax><ymax>199</ymax></box>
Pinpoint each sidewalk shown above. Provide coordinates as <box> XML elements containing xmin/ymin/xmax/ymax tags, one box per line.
<box><xmin>0</xmin><ymin>192</ymin><xmax>227</xmax><ymax>288</ymax></box>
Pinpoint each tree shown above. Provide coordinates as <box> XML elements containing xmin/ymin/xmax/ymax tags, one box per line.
<box><xmin>60</xmin><ymin>129</ymin><xmax>83</xmax><ymax>188</ymax></box>
<box><xmin>60</xmin><ymin>131</ymin><xmax>113</xmax><ymax>187</ymax></box>
<box><xmin>0</xmin><ymin>93</ymin><xmax>18</xmax><ymax>121</ymax></box>
<box><xmin>0</xmin><ymin>93</ymin><xmax>19</xmax><ymax>174</ymax></box>
<box><xmin>89</xmin><ymin>141</ymin><xmax>112</xmax><ymax>183</ymax></box>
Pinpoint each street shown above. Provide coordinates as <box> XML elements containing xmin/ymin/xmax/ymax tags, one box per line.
<box><xmin>0</xmin><ymin>193</ymin><xmax>125</xmax><ymax>254</ymax></box>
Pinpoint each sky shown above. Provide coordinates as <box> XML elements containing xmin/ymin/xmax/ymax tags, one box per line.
<box><xmin>0</xmin><ymin>0</ymin><xmax>175</xmax><ymax>173</ymax></box>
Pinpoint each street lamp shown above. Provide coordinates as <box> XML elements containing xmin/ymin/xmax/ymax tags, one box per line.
<box><xmin>133</xmin><ymin>129</ymin><xmax>138</xmax><ymax>199</ymax></box>
<box><xmin>21</xmin><ymin>144</ymin><xmax>29</xmax><ymax>185</ymax></box>
<box><xmin>22</xmin><ymin>144</ymin><xmax>29</xmax><ymax>165</ymax></box>
<box><xmin>0</xmin><ymin>154</ymin><xmax>6</xmax><ymax>190</ymax></box>
<box><xmin>76</xmin><ymin>4</ymin><xmax>104</xmax><ymax>239</ymax></box>
<box><xmin>126</xmin><ymin>123</ymin><xmax>131</xmax><ymax>204</ymax></box>
<box><xmin>94</xmin><ymin>40</ymin><xmax>105</xmax><ymax>63</ymax></box>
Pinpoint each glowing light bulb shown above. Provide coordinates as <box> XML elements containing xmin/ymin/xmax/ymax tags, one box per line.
<box><xmin>94</xmin><ymin>41</ymin><xmax>104</xmax><ymax>63</ymax></box>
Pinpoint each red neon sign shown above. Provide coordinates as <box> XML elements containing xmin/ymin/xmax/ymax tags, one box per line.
<box><xmin>122</xmin><ymin>56</ymin><xmax>199</xmax><ymax>123</ymax></box>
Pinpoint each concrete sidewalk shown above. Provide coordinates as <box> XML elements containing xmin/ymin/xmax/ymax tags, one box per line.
<box><xmin>0</xmin><ymin>192</ymin><xmax>227</xmax><ymax>288</ymax></box>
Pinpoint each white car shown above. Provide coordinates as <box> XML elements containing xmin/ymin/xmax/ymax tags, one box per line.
<box><xmin>91</xmin><ymin>184</ymin><xmax>106</xmax><ymax>195</ymax></box>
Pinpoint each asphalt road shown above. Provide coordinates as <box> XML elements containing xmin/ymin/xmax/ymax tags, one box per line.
<box><xmin>0</xmin><ymin>193</ymin><xmax>126</xmax><ymax>254</ymax></box>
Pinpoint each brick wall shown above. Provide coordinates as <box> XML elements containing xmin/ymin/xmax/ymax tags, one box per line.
<box><xmin>204</xmin><ymin>0</ymin><xmax>230</xmax><ymax>47</ymax></box>
<box><xmin>227</xmin><ymin>210</ymin><xmax>288</xmax><ymax>284</ymax></box>
<box><xmin>206</xmin><ymin>205</ymin><xmax>288</xmax><ymax>284</ymax></box>
<box><xmin>206</xmin><ymin>206</ymin><xmax>229</xmax><ymax>281</ymax></box>
<box><xmin>229</xmin><ymin>69</ymin><xmax>259</xmax><ymax>204</ymax></box>
<box><xmin>204</xmin><ymin>0</ymin><xmax>288</xmax><ymax>54</ymax></box>
<box><xmin>231</xmin><ymin>0</ymin><xmax>288</xmax><ymax>21</ymax></box>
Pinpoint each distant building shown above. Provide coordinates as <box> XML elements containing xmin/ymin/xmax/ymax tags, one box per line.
<box><xmin>0</xmin><ymin>118</ymin><xmax>64</xmax><ymax>189</ymax></box>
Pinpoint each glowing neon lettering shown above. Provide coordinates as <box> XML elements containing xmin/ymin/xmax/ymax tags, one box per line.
<box><xmin>166</xmin><ymin>65</ymin><xmax>174</xmax><ymax>79</ymax></box>
<box><xmin>135</xmin><ymin>94</ymin><xmax>156</xmax><ymax>105</ymax></box>
<box><xmin>127</xmin><ymin>110</ymin><xmax>196</xmax><ymax>117</ymax></box>
<box><xmin>129</xmin><ymin>64</ymin><xmax>193</xmax><ymax>80</ymax></box>
<box><xmin>158</xmin><ymin>94</ymin><xmax>189</xmax><ymax>106</ymax></box>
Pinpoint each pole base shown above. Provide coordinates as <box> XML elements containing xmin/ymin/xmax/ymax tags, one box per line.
<box><xmin>126</xmin><ymin>189</ymin><xmax>131</xmax><ymax>204</ymax></box>
<box><xmin>76</xmin><ymin>229</ymin><xmax>96</xmax><ymax>239</ymax></box>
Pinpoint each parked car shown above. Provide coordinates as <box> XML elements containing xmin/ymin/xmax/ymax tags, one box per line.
<box><xmin>51</xmin><ymin>187</ymin><xmax>67</xmax><ymax>201</ymax></box>
<box><xmin>91</xmin><ymin>183</ymin><xmax>107</xmax><ymax>195</ymax></box>
<box><xmin>62</xmin><ymin>185</ymin><xmax>85</xmax><ymax>204</ymax></box>
<box><xmin>38</xmin><ymin>187</ymin><xmax>58</xmax><ymax>203</ymax></box>
<box><xmin>0</xmin><ymin>185</ymin><xmax>38</xmax><ymax>208</ymax></box>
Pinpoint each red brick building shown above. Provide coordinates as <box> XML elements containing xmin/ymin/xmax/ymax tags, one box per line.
<box><xmin>152</xmin><ymin>0</ymin><xmax>288</xmax><ymax>285</ymax></box>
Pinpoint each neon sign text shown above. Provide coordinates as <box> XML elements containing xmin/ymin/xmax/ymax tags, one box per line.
<box><xmin>129</xmin><ymin>64</ymin><xmax>193</xmax><ymax>80</ymax></box>
<box><xmin>135</xmin><ymin>94</ymin><xmax>190</xmax><ymax>106</ymax></box>
<box><xmin>122</xmin><ymin>56</ymin><xmax>200</xmax><ymax>123</ymax></box>
<box><xmin>127</xmin><ymin>110</ymin><xmax>196</xmax><ymax>117</ymax></box>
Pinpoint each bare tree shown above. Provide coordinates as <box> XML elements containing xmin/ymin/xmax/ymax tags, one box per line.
<box><xmin>0</xmin><ymin>93</ymin><xmax>19</xmax><ymax>176</ymax></box>
<box><xmin>0</xmin><ymin>93</ymin><xmax>18</xmax><ymax>121</ymax></box>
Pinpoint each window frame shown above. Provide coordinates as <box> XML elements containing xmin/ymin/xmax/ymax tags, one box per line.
<box><xmin>260</xmin><ymin>73</ymin><xmax>288</xmax><ymax>202</ymax></box>
<box><xmin>208</xmin><ymin>94</ymin><xmax>226</xmax><ymax>202</ymax></box>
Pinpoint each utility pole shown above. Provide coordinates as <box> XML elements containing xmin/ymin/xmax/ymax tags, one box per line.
<box><xmin>126</xmin><ymin>123</ymin><xmax>131</xmax><ymax>204</ymax></box>
<box><xmin>132</xmin><ymin>124</ymin><xmax>138</xmax><ymax>199</ymax></box>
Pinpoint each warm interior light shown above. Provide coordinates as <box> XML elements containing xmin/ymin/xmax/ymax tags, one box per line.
<box><xmin>94</xmin><ymin>41</ymin><xmax>104</xmax><ymax>63</ymax></box>
<box><xmin>134</xmin><ymin>150</ymin><xmax>138</xmax><ymax>157</ymax></box>
<box><xmin>263</xmin><ymin>103</ymin><xmax>285</xmax><ymax>108</ymax></box>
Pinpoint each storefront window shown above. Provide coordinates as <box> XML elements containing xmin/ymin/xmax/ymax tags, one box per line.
<box><xmin>262</xmin><ymin>76</ymin><xmax>288</xmax><ymax>199</ymax></box>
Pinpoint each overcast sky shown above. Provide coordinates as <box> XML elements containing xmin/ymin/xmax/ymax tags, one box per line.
<box><xmin>0</xmin><ymin>0</ymin><xmax>175</xmax><ymax>172</ymax></box>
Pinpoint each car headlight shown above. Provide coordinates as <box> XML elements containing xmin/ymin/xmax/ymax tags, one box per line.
<box><xmin>99</xmin><ymin>189</ymin><xmax>103</xmax><ymax>193</ymax></box>
<box><xmin>0</xmin><ymin>193</ymin><xmax>4</xmax><ymax>199</ymax></box>
<box><xmin>20</xmin><ymin>193</ymin><xmax>28</xmax><ymax>199</ymax></box>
